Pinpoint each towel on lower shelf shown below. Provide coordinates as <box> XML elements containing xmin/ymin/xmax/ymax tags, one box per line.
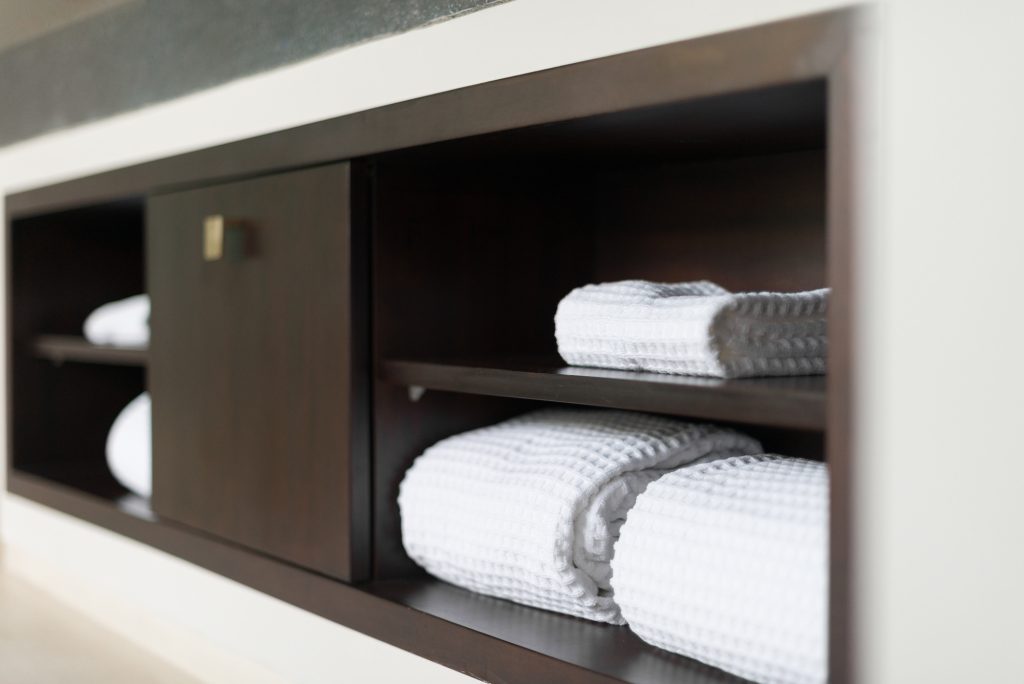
<box><xmin>612</xmin><ymin>455</ymin><xmax>828</xmax><ymax>684</ymax></box>
<box><xmin>555</xmin><ymin>280</ymin><xmax>828</xmax><ymax>378</ymax></box>
<box><xmin>84</xmin><ymin>294</ymin><xmax>150</xmax><ymax>347</ymax></box>
<box><xmin>398</xmin><ymin>408</ymin><xmax>761</xmax><ymax>623</ymax></box>
<box><xmin>106</xmin><ymin>392</ymin><xmax>152</xmax><ymax>498</ymax></box>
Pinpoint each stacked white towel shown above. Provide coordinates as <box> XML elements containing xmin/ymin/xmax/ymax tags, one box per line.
<box><xmin>84</xmin><ymin>294</ymin><xmax>150</xmax><ymax>347</ymax></box>
<box><xmin>555</xmin><ymin>280</ymin><xmax>828</xmax><ymax>378</ymax></box>
<box><xmin>398</xmin><ymin>408</ymin><xmax>761</xmax><ymax>623</ymax></box>
<box><xmin>106</xmin><ymin>392</ymin><xmax>152</xmax><ymax>498</ymax></box>
<box><xmin>612</xmin><ymin>455</ymin><xmax>828</xmax><ymax>684</ymax></box>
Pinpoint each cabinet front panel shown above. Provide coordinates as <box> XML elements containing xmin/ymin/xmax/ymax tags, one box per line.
<box><xmin>148</xmin><ymin>163</ymin><xmax>361</xmax><ymax>580</ymax></box>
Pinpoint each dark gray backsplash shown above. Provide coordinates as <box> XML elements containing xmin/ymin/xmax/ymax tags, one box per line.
<box><xmin>0</xmin><ymin>0</ymin><xmax>505</xmax><ymax>147</ymax></box>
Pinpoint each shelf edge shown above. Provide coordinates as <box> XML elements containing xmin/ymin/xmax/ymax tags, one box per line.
<box><xmin>32</xmin><ymin>335</ymin><xmax>148</xmax><ymax>367</ymax></box>
<box><xmin>380</xmin><ymin>359</ymin><xmax>826</xmax><ymax>431</ymax></box>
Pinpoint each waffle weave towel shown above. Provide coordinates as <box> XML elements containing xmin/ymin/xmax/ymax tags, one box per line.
<box><xmin>555</xmin><ymin>280</ymin><xmax>828</xmax><ymax>378</ymax></box>
<box><xmin>84</xmin><ymin>294</ymin><xmax>150</xmax><ymax>347</ymax></box>
<box><xmin>612</xmin><ymin>455</ymin><xmax>828</xmax><ymax>683</ymax></box>
<box><xmin>106</xmin><ymin>392</ymin><xmax>151</xmax><ymax>498</ymax></box>
<box><xmin>398</xmin><ymin>408</ymin><xmax>761</xmax><ymax>623</ymax></box>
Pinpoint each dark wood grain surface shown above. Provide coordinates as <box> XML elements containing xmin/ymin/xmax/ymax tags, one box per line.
<box><xmin>381</xmin><ymin>357</ymin><xmax>826</xmax><ymax>430</ymax></box>
<box><xmin>147</xmin><ymin>162</ymin><xmax>369</xmax><ymax>581</ymax></box>
<box><xmin>33</xmin><ymin>335</ymin><xmax>148</xmax><ymax>366</ymax></box>
<box><xmin>370</xmin><ymin>149</ymin><xmax>826</xmax><ymax>362</ymax></box>
<box><xmin>825</xmin><ymin>12</ymin><xmax>867</xmax><ymax>683</ymax></box>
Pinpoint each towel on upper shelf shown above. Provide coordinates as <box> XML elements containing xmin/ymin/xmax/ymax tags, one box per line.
<box><xmin>106</xmin><ymin>392</ymin><xmax>151</xmax><ymax>498</ymax></box>
<box><xmin>554</xmin><ymin>280</ymin><xmax>828</xmax><ymax>378</ymax></box>
<box><xmin>612</xmin><ymin>454</ymin><xmax>828</xmax><ymax>684</ymax></box>
<box><xmin>84</xmin><ymin>294</ymin><xmax>150</xmax><ymax>347</ymax></box>
<box><xmin>398</xmin><ymin>408</ymin><xmax>761</xmax><ymax>624</ymax></box>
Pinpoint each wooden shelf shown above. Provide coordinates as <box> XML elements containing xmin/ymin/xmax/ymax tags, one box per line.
<box><xmin>33</xmin><ymin>335</ymin><xmax>148</xmax><ymax>366</ymax></box>
<box><xmin>366</xmin><ymin>578</ymin><xmax>747</xmax><ymax>684</ymax></box>
<box><xmin>380</xmin><ymin>357</ymin><xmax>826</xmax><ymax>431</ymax></box>
<box><xmin>8</xmin><ymin>469</ymin><xmax>745</xmax><ymax>684</ymax></box>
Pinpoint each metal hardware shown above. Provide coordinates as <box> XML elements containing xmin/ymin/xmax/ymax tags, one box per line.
<box><xmin>203</xmin><ymin>215</ymin><xmax>251</xmax><ymax>261</ymax></box>
<box><xmin>203</xmin><ymin>215</ymin><xmax>225</xmax><ymax>261</ymax></box>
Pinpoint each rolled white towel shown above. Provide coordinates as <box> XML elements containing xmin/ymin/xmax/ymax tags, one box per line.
<box><xmin>84</xmin><ymin>294</ymin><xmax>150</xmax><ymax>347</ymax></box>
<box><xmin>398</xmin><ymin>408</ymin><xmax>761</xmax><ymax>623</ymax></box>
<box><xmin>106</xmin><ymin>393</ymin><xmax>152</xmax><ymax>498</ymax></box>
<box><xmin>555</xmin><ymin>280</ymin><xmax>828</xmax><ymax>378</ymax></box>
<box><xmin>612</xmin><ymin>455</ymin><xmax>828</xmax><ymax>684</ymax></box>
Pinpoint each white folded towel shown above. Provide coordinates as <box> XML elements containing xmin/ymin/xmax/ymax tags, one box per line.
<box><xmin>555</xmin><ymin>280</ymin><xmax>828</xmax><ymax>378</ymax></box>
<box><xmin>398</xmin><ymin>408</ymin><xmax>762</xmax><ymax>623</ymax></box>
<box><xmin>106</xmin><ymin>393</ymin><xmax>152</xmax><ymax>498</ymax></box>
<box><xmin>84</xmin><ymin>294</ymin><xmax>150</xmax><ymax>347</ymax></box>
<box><xmin>612</xmin><ymin>455</ymin><xmax>828</xmax><ymax>684</ymax></box>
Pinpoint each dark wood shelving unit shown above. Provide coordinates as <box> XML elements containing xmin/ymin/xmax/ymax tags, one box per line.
<box><xmin>381</xmin><ymin>357</ymin><xmax>826</xmax><ymax>431</ymax></box>
<box><xmin>5</xmin><ymin>10</ymin><xmax>860</xmax><ymax>684</ymax></box>
<box><xmin>33</xmin><ymin>335</ymin><xmax>148</xmax><ymax>366</ymax></box>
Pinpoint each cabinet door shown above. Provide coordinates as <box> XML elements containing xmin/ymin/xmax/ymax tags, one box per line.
<box><xmin>147</xmin><ymin>163</ymin><xmax>368</xmax><ymax>581</ymax></box>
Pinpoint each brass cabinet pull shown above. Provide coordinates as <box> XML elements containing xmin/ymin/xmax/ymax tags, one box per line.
<box><xmin>203</xmin><ymin>215</ymin><xmax>250</xmax><ymax>261</ymax></box>
<box><xmin>203</xmin><ymin>215</ymin><xmax>225</xmax><ymax>261</ymax></box>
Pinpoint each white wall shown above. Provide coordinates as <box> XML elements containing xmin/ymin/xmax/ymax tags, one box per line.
<box><xmin>860</xmin><ymin>0</ymin><xmax>1024</xmax><ymax>681</ymax></box>
<box><xmin>1</xmin><ymin>0</ymin><xmax>1022</xmax><ymax>682</ymax></box>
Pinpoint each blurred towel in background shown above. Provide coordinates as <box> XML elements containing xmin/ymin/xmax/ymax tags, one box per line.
<box><xmin>106</xmin><ymin>392</ymin><xmax>151</xmax><ymax>498</ymax></box>
<box><xmin>84</xmin><ymin>294</ymin><xmax>149</xmax><ymax>347</ymax></box>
